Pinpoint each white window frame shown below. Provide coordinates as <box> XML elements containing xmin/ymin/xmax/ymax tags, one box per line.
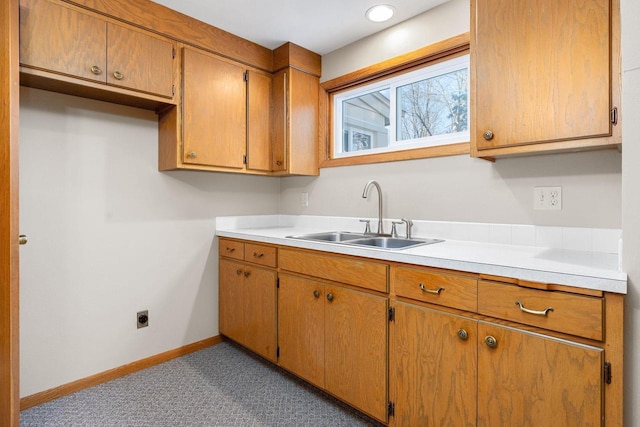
<box><xmin>333</xmin><ymin>54</ymin><xmax>470</xmax><ymax>159</ymax></box>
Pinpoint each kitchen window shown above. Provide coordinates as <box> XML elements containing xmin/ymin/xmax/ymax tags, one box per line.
<box><xmin>321</xmin><ymin>34</ymin><xmax>470</xmax><ymax>167</ymax></box>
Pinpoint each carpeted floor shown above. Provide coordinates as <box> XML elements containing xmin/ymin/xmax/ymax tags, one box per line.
<box><xmin>20</xmin><ymin>342</ymin><xmax>383</xmax><ymax>426</ymax></box>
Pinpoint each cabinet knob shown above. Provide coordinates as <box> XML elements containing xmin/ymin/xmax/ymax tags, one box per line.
<box><xmin>188</xmin><ymin>151</ymin><xmax>197</xmax><ymax>159</ymax></box>
<box><xmin>275</xmin><ymin>160</ymin><xmax>282</xmax><ymax>166</ymax></box>
<box><xmin>236</xmin><ymin>269</ymin><xmax>242</xmax><ymax>275</ymax></box>
<box><xmin>457</xmin><ymin>329</ymin><xmax>468</xmax><ymax>341</ymax></box>
<box><xmin>18</xmin><ymin>234</ymin><xmax>28</xmax><ymax>245</ymax></box>
<box><xmin>243</xmin><ymin>270</ymin><xmax>251</xmax><ymax>278</ymax></box>
<box><xmin>90</xmin><ymin>65</ymin><xmax>102</xmax><ymax>75</ymax></box>
<box><xmin>483</xmin><ymin>130</ymin><xmax>494</xmax><ymax>141</ymax></box>
<box><xmin>313</xmin><ymin>290</ymin><xmax>320</xmax><ymax>299</ymax></box>
<box><xmin>326</xmin><ymin>293</ymin><xmax>334</xmax><ymax>302</ymax></box>
<box><xmin>484</xmin><ymin>335</ymin><xmax>498</xmax><ymax>348</ymax></box>
<box><xmin>113</xmin><ymin>71</ymin><xmax>124</xmax><ymax>80</ymax></box>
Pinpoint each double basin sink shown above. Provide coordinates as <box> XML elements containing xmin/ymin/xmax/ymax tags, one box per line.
<box><xmin>287</xmin><ymin>231</ymin><xmax>443</xmax><ymax>251</ymax></box>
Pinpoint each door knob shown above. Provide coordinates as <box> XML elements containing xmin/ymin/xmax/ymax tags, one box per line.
<box><xmin>18</xmin><ymin>234</ymin><xmax>28</xmax><ymax>245</ymax></box>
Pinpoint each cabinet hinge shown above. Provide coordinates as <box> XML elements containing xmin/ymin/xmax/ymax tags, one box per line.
<box><xmin>243</xmin><ymin>155</ymin><xmax>247</xmax><ymax>165</ymax></box>
<box><xmin>276</xmin><ymin>277</ymin><xmax>280</xmax><ymax>288</ymax></box>
<box><xmin>610</xmin><ymin>107</ymin><xmax>618</xmax><ymax>125</ymax></box>
<box><xmin>243</xmin><ymin>71</ymin><xmax>249</xmax><ymax>82</ymax></box>
<box><xmin>388</xmin><ymin>307</ymin><xmax>395</xmax><ymax>322</ymax></box>
<box><xmin>604</xmin><ymin>362</ymin><xmax>612</xmax><ymax>384</ymax></box>
<box><xmin>277</xmin><ymin>346</ymin><xmax>280</xmax><ymax>358</ymax></box>
<box><xmin>172</xmin><ymin>85</ymin><xmax>175</xmax><ymax>96</ymax></box>
<box><xmin>388</xmin><ymin>401</ymin><xmax>395</xmax><ymax>417</ymax></box>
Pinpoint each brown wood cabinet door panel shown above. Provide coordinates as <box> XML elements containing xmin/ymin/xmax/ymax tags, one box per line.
<box><xmin>279</xmin><ymin>248</ymin><xmax>388</xmax><ymax>293</ymax></box>
<box><xmin>277</xmin><ymin>274</ymin><xmax>325</xmax><ymax>387</ymax></box>
<box><xmin>477</xmin><ymin>322</ymin><xmax>603</xmax><ymax>427</ymax></box>
<box><xmin>106</xmin><ymin>23</ymin><xmax>174</xmax><ymax>98</ymax></box>
<box><xmin>271</xmin><ymin>69</ymin><xmax>287</xmax><ymax>171</ymax></box>
<box><xmin>478</xmin><ymin>280</ymin><xmax>603</xmax><ymax>341</ymax></box>
<box><xmin>247</xmin><ymin>70</ymin><xmax>271</xmax><ymax>171</ymax></box>
<box><xmin>324</xmin><ymin>285</ymin><xmax>388</xmax><ymax>422</ymax></box>
<box><xmin>218</xmin><ymin>259</ymin><xmax>245</xmax><ymax>343</ymax></box>
<box><xmin>393</xmin><ymin>302</ymin><xmax>477</xmax><ymax>426</ymax></box>
<box><xmin>243</xmin><ymin>265</ymin><xmax>277</xmax><ymax>362</ymax></box>
<box><xmin>182</xmin><ymin>48</ymin><xmax>246</xmax><ymax>169</ymax></box>
<box><xmin>474</xmin><ymin>0</ymin><xmax>611</xmax><ymax>149</ymax></box>
<box><xmin>288</xmin><ymin>68</ymin><xmax>319</xmax><ymax>175</ymax></box>
<box><xmin>19</xmin><ymin>0</ymin><xmax>106</xmax><ymax>82</ymax></box>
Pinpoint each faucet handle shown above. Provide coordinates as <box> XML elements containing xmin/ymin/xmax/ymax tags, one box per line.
<box><xmin>359</xmin><ymin>219</ymin><xmax>371</xmax><ymax>234</ymax></box>
<box><xmin>400</xmin><ymin>218</ymin><xmax>414</xmax><ymax>239</ymax></box>
<box><xmin>391</xmin><ymin>221</ymin><xmax>403</xmax><ymax>238</ymax></box>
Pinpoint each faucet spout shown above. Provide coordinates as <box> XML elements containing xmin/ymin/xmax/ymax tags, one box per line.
<box><xmin>362</xmin><ymin>180</ymin><xmax>384</xmax><ymax>235</ymax></box>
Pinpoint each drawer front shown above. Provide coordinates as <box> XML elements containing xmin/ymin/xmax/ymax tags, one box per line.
<box><xmin>244</xmin><ymin>243</ymin><xmax>277</xmax><ymax>267</ymax></box>
<box><xmin>279</xmin><ymin>248</ymin><xmax>388</xmax><ymax>293</ymax></box>
<box><xmin>219</xmin><ymin>239</ymin><xmax>244</xmax><ymax>260</ymax></box>
<box><xmin>478</xmin><ymin>280</ymin><xmax>604</xmax><ymax>341</ymax></box>
<box><xmin>392</xmin><ymin>267</ymin><xmax>477</xmax><ymax>312</ymax></box>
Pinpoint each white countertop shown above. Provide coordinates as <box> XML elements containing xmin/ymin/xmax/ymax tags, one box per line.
<box><xmin>216</xmin><ymin>216</ymin><xmax>627</xmax><ymax>294</ymax></box>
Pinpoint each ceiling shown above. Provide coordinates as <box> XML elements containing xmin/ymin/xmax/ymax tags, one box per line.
<box><xmin>150</xmin><ymin>0</ymin><xmax>449</xmax><ymax>55</ymax></box>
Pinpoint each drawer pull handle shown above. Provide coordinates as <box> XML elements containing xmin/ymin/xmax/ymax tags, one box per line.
<box><xmin>253</xmin><ymin>252</ymin><xmax>264</xmax><ymax>258</ymax></box>
<box><xmin>226</xmin><ymin>247</ymin><xmax>235</xmax><ymax>253</ymax></box>
<box><xmin>243</xmin><ymin>271</ymin><xmax>251</xmax><ymax>278</ymax></box>
<box><xmin>515</xmin><ymin>301</ymin><xmax>554</xmax><ymax>316</ymax></box>
<box><xmin>419</xmin><ymin>283</ymin><xmax>444</xmax><ymax>295</ymax></box>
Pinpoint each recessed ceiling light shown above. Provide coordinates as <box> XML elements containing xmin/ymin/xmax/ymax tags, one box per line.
<box><xmin>365</xmin><ymin>5</ymin><xmax>395</xmax><ymax>22</ymax></box>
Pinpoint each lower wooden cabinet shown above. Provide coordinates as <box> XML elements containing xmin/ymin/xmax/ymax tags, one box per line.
<box><xmin>278</xmin><ymin>273</ymin><xmax>389</xmax><ymax>422</ymax></box>
<box><xmin>218</xmin><ymin>258</ymin><xmax>277</xmax><ymax>362</ymax></box>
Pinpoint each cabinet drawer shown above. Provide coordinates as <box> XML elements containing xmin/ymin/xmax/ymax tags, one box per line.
<box><xmin>478</xmin><ymin>280</ymin><xmax>603</xmax><ymax>341</ymax></box>
<box><xmin>245</xmin><ymin>243</ymin><xmax>277</xmax><ymax>267</ymax></box>
<box><xmin>279</xmin><ymin>248</ymin><xmax>388</xmax><ymax>293</ymax></box>
<box><xmin>392</xmin><ymin>267</ymin><xmax>477</xmax><ymax>312</ymax></box>
<box><xmin>219</xmin><ymin>239</ymin><xmax>244</xmax><ymax>260</ymax></box>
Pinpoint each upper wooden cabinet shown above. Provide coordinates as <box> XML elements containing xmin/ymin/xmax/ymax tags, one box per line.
<box><xmin>19</xmin><ymin>0</ymin><xmax>176</xmax><ymax>106</ymax></box>
<box><xmin>471</xmin><ymin>0</ymin><xmax>620</xmax><ymax>158</ymax></box>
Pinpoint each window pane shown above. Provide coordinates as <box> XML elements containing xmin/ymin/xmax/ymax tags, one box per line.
<box><xmin>396</xmin><ymin>68</ymin><xmax>468</xmax><ymax>141</ymax></box>
<box><xmin>342</xmin><ymin>88</ymin><xmax>390</xmax><ymax>153</ymax></box>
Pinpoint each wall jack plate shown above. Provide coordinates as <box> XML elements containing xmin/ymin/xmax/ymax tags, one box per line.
<box><xmin>137</xmin><ymin>310</ymin><xmax>149</xmax><ymax>329</ymax></box>
<box><xmin>534</xmin><ymin>186</ymin><xmax>562</xmax><ymax>210</ymax></box>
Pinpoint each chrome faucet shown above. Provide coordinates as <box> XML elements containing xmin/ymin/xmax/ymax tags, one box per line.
<box><xmin>362</xmin><ymin>180</ymin><xmax>384</xmax><ymax>235</ymax></box>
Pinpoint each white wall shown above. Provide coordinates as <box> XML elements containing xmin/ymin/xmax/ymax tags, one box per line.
<box><xmin>621</xmin><ymin>0</ymin><xmax>640</xmax><ymax>422</ymax></box>
<box><xmin>19</xmin><ymin>87</ymin><xmax>280</xmax><ymax>397</ymax></box>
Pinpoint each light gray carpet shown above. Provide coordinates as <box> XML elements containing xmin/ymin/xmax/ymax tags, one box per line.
<box><xmin>20</xmin><ymin>342</ymin><xmax>383</xmax><ymax>426</ymax></box>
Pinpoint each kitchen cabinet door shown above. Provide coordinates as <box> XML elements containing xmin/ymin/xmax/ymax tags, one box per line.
<box><xmin>20</xmin><ymin>0</ymin><xmax>106</xmax><ymax>82</ymax></box>
<box><xmin>324</xmin><ymin>285</ymin><xmax>388</xmax><ymax>422</ymax></box>
<box><xmin>472</xmin><ymin>0</ymin><xmax>617</xmax><ymax>156</ymax></box>
<box><xmin>219</xmin><ymin>258</ymin><xmax>277</xmax><ymax>362</ymax></box>
<box><xmin>106</xmin><ymin>23</ymin><xmax>174</xmax><ymax>98</ymax></box>
<box><xmin>182</xmin><ymin>47</ymin><xmax>247</xmax><ymax>169</ymax></box>
<box><xmin>392</xmin><ymin>302</ymin><xmax>477</xmax><ymax>426</ymax></box>
<box><xmin>477</xmin><ymin>321</ymin><xmax>603</xmax><ymax>426</ymax></box>
<box><xmin>277</xmin><ymin>274</ymin><xmax>325</xmax><ymax>387</ymax></box>
<box><xmin>246</xmin><ymin>70</ymin><xmax>272</xmax><ymax>171</ymax></box>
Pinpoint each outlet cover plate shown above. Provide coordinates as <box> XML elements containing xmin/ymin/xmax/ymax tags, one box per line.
<box><xmin>533</xmin><ymin>186</ymin><xmax>562</xmax><ymax>210</ymax></box>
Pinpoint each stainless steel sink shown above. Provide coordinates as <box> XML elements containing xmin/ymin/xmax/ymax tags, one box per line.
<box><xmin>287</xmin><ymin>231</ymin><xmax>443</xmax><ymax>250</ymax></box>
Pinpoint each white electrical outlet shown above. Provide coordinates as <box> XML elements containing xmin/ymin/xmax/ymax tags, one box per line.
<box><xmin>533</xmin><ymin>186</ymin><xmax>562</xmax><ymax>210</ymax></box>
<box><xmin>301</xmin><ymin>192</ymin><xmax>309</xmax><ymax>207</ymax></box>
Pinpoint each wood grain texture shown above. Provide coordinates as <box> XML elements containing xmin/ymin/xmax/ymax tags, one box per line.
<box><xmin>20</xmin><ymin>336</ymin><xmax>223</xmax><ymax>410</ymax></box>
<box><xmin>218</xmin><ymin>259</ymin><xmax>277</xmax><ymax>362</ymax></box>
<box><xmin>324</xmin><ymin>285</ymin><xmax>388</xmax><ymax>422</ymax></box>
<box><xmin>272</xmin><ymin>42</ymin><xmax>321</xmax><ymax>76</ymax></box>
<box><xmin>279</xmin><ymin>248</ymin><xmax>388</xmax><ymax>293</ymax></box>
<box><xmin>320</xmin><ymin>143</ymin><xmax>470</xmax><ymax>168</ymax></box>
<box><xmin>391</xmin><ymin>266</ymin><xmax>478</xmax><ymax>312</ymax></box>
<box><xmin>277</xmin><ymin>274</ymin><xmax>325</xmax><ymax>387</ymax></box>
<box><xmin>181</xmin><ymin>47</ymin><xmax>246</xmax><ymax>169</ymax></box>
<box><xmin>477</xmin><ymin>322</ymin><xmax>603</xmax><ymax>427</ymax></box>
<box><xmin>271</xmin><ymin>69</ymin><xmax>287</xmax><ymax>172</ymax></box>
<box><xmin>1</xmin><ymin>0</ymin><xmax>20</xmax><ymax>424</ymax></box>
<box><xmin>106</xmin><ymin>23</ymin><xmax>175</xmax><ymax>98</ymax></box>
<box><xmin>219</xmin><ymin>238</ymin><xmax>244</xmax><ymax>261</ymax></box>
<box><xmin>478</xmin><ymin>280</ymin><xmax>604</xmax><ymax>341</ymax></box>
<box><xmin>392</xmin><ymin>302</ymin><xmax>477</xmax><ymax>426</ymax></box>
<box><xmin>479</xmin><ymin>273</ymin><xmax>604</xmax><ymax>297</ymax></box>
<box><xmin>244</xmin><ymin>243</ymin><xmax>277</xmax><ymax>268</ymax></box>
<box><xmin>472</xmin><ymin>0</ymin><xmax>615</xmax><ymax>154</ymax></box>
<box><xmin>287</xmin><ymin>68</ymin><xmax>319</xmax><ymax>175</ymax></box>
<box><xmin>603</xmin><ymin>292</ymin><xmax>623</xmax><ymax>426</ymax></box>
<box><xmin>63</xmin><ymin>0</ymin><xmax>273</xmax><ymax>71</ymax></box>
<box><xmin>246</xmin><ymin>70</ymin><xmax>272</xmax><ymax>172</ymax></box>
<box><xmin>20</xmin><ymin>0</ymin><xmax>106</xmax><ymax>82</ymax></box>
